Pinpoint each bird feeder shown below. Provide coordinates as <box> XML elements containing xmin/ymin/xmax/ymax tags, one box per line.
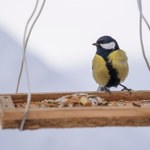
<box><xmin>1</xmin><ymin>1</ymin><xmax>150</xmax><ymax>130</ymax></box>
<box><xmin>1</xmin><ymin>90</ymin><xmax>150</xmax><ymax>130</ymax></box>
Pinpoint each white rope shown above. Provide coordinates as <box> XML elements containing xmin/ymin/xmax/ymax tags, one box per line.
<box><xmin>19</xmin><ymin>59</ymin><xmax>32</xmax><ymax>130</ymax></box>
<box><xmin>17</xmin><ymin>0</ymin><xmax>47</xmax><ymax>130</ymax></box>
<box><xmin>19</xmin><ymin>0</ymin><xmax>39</xmax><ymax>130</ymax></box>
<box><xmin>16</xmin><ymin>0</ymin><xmax>39</xmax><ymax>94</ymax></box>
<box><xmin>137</xmin><ymin>0</ymin><xmax>150</xmax><ymax>71</ymax></box>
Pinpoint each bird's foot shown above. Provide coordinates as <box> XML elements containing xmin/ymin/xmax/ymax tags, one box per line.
<box><xmin>119</xmin><ymin>84</ymin><xmax>132</xmax><ymax>94</ymax></box>
<box><xmin>104</xmin><ymin>87</ymin><xmax>111</xmax><ymax>94</ymax></box>
<box><xmin>97</xmin><ymin>86</ymin><xmax>111</xmax><ymax>94</ymax></box>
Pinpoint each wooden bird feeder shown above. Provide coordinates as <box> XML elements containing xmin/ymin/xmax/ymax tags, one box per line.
<box><xmin>0</xmin><ymin>90</ymin><xmax>150</xmax><ymax>130</ymax></box>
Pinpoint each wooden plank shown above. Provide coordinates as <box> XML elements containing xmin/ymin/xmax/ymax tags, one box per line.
<box><xmin>0</xmin><ymin>91</ymin><xmax>150</xmax><ymax>130</ymax></box>
<box><xmin>8</xmin><ymin>90</ymin><xmax>150</xmax><ymax>103</ymax></box>
<box><xmin>0</xmin><ymin>99</ymin><xmax>3</xmax><ymax>129</ymax></box>
<box><xmin>0</xmin><ymin>98</ymin><xmax>3</xmax><ymax>114</ymax></box>
<box><xmin>0</xmin><ymin>96</ymin><xmax>16</xmax><ymax>129</ymax></box>
<box><xmin>2</xmin><ymin>107</ymin><xmax>150</xmax><ymax>129</ymax></box>
<box><xmin>0</xmin><ymin>96</ymin><xmax>15</xmax><ymax>111</ymax></box>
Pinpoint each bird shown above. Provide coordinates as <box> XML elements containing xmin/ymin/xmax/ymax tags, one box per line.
<box><xmin>92</xmin><ymin>35</ymin><xmax>131</xmax><ymax>92</ymax></box>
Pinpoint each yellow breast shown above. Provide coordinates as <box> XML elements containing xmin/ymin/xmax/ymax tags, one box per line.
<box><xmin>92</xmin><ymin>54</ymin><xmax>110</xmax><ymax>86</ymax></box>
<box><xmin>108</xmin><ymin>50</ymin><xmax>129</xmax><ymax>82</ymax></box>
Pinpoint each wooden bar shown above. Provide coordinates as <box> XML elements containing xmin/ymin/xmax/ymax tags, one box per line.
<box><xmin>8</xmin><ymin>90</ymin><xmax>150</xmax><ymax>102</ymax></box>
<box><xmin>0</xmin><ymin>96</ymin><xmax>15</xmax><ymax>111</ymax></box>
<box><xmin>0</xmin><ymin>90</ymin><xmax>150</xmax><ymax>130</ymax></box>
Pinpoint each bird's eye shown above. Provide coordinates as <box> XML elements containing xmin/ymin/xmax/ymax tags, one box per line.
<box><xmin>100</xmin><ymin>40</ymin><xmax>104</xmax><ymax>44</ymax></box>
<box><xmin>98</xmin><ymin>40</ymin><xmax>104</xmax><ymax>46</ymax></box>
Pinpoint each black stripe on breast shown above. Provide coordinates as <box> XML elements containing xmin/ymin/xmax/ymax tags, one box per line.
<box><xmin>96</xmin><ymin>49</ymin><xmax>120</xmax><ymax>87</ymax></box>
<box><xmin>105</xmin><ymin>61</ymin><xmax>120</xmax><ymax>87</ymax></box>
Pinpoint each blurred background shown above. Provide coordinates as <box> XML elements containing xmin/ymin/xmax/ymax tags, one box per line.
<box><xmin>0</xmin><ymin>0</ymin><xmax>150</xmax><ymax>150</ymax></box>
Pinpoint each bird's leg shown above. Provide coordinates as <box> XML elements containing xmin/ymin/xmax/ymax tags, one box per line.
<box><xmin>97</xmin><ymin>85</ymin><xmax>101</xmax><ymax>91</ymax></box>
<box><xmin>103</xmin><ymin>87</ymin><xmax>111</xmax><ymax>94</ymax></box>
<box><xmin>119</xmin><ymin>83</ymin><xmax>132</xmax><ymax>93</ymax></box>
<box><xmin>97</xmin><ymin>86</ymin><xmax>111</xmax><ymax>94</ymax></box>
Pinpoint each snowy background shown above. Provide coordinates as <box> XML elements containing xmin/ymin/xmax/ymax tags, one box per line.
<box><xmin>0</xmin><ymin>0</ymin><xmax>150</xmax><ymax>150</ymax></box>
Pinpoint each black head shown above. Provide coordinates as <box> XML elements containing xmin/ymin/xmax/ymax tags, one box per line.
<box><xmin>92</xmin><ymin>35</ymin><xmax>119</xmax><ymax>51</ymax></box>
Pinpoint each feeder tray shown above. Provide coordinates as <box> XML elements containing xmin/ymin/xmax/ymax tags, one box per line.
<box><xmin>0</xmin><ymin>90</ymin><xmax>150</xmax><ymax>130</ymax></box>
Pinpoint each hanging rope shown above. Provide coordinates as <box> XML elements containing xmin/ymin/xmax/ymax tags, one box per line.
<box><xmin>137</xmin><ymin>0</ymin><xmax>150</xmax><ymax>71</ymax></box>
<box><xmin>16</xmin><ymin>0</ymin><xmax>39</xmax><ymax>94</ymax></box>
<box><xmin>18</xmin><ymin>0</ymin><xmax>39</xmax><ymax>131</ymax></box>
<box><xmin>17</xmin><ymin>0</ymin><xmax>47</xmax><ymax>130</ymax></box>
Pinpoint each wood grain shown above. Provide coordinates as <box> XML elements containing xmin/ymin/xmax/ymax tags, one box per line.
<box><xmin>0</xmin><ymin>90</ymin><xmax>150</xmax><ymax>130</ymax></box>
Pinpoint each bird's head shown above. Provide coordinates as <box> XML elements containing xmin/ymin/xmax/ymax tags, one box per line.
<box><xmin>92</xmin><ymin>36</ymin><xmax>119</xmax><ymax>51</ymax></box>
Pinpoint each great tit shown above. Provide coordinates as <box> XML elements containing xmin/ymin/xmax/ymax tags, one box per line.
<box><xmin>92</xmin><ymin>35</ymin><xmax>130</xmax><ymax>92</ymax></box>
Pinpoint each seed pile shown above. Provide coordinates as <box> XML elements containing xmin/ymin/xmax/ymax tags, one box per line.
<box><xmin>14</xmin><ymin>93</ymin><xmax>150</xmax><ymax>109</ymax></box>
<box><xmin>39</xmin><ymin>93</ymin><xmax>107</xmax><ymax>108</ymax></box>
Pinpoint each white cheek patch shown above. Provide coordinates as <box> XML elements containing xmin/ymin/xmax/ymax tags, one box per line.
<box><xmin>100</xmin><ymin>41</ymin><xmax>116</xmax><ymax>50</ymax></box>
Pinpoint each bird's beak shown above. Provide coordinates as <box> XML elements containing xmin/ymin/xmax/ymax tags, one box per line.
<box><xmin>92</xmin><ymin>43</ymin><xmax>98</xmax><ymax>46</ymax></box>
